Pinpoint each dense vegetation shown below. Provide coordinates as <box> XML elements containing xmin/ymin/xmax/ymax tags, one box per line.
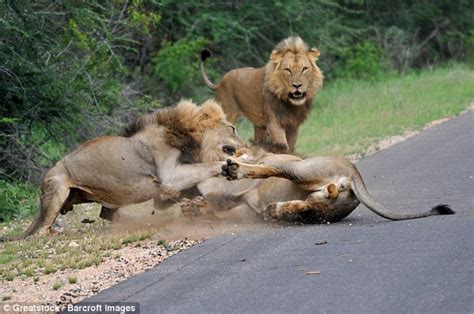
<box><xmin>1</xmin><ymin>1</ymin><xmax>473</xmax><ymax>221</ymax></box>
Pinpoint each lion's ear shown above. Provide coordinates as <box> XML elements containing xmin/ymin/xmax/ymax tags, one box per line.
<box><xmin>270</xmin><ymin>50</ymin><xmax>283</xmax><ymax>63</ymax></box>
<box><xmin>308</xmin><ymin>48</ymin><xmax>320</xmax><ymax>61</ymax></box>
<box><xmin>198</xmin><ymin>100</ymin><xmax>225</xmax><ymax>128</ymax></box>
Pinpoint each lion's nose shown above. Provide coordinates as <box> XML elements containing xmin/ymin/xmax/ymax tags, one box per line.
<box><xmin>292</xmin><ymin>83</ymin><xmax>302</xmax><ymax>89</ymax></box>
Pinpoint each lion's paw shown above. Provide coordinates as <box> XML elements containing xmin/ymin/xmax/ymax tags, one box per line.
<box><xmin>221</xmin><ymin>159</ymin><xmax>240</xmax><ymax>180</ymax></box>
<box><xmin>273</xmin><ymin>142</ymin><xmax>290</xmax><ymax>153</ymax></box>
<box><xmin>263</xmin><ymin>203</ymin><xmax>278</xmax><ymax>221</ymax></box>
<box><xmin>181</xmin><ymin>197</ymin><xmax>209</xmax><ymax>217</ymax></box>
<box><xmin>181</xmin><ymin>198</ymin><xmax>199</xmax><ymax>217</ymax></box>
<box><xmin>327</xmin><ymin>183</ymin><xmax>338</xmax><ymax>199</ymax></box>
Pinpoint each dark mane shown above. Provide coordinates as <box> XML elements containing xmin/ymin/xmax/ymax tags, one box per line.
<box><xmin>122</xmin><ymin>106</ymin><xmax>200</xmax><ymax>164</ymax></box>
<box><xmin>123</xmin><ymin>116</ymin><xmax>146</xmax><ymax>137</ymax></box>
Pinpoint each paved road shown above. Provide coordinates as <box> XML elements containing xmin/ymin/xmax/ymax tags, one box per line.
<box><xmin>85</xmin><ymin>110</ymin><xmax>473</xmax><ymax>313</ymax></box>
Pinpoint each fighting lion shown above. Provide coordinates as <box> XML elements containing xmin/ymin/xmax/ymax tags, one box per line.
<box><xmin>192</xmin><ymin>148</ymin><xmax>454</xmax><ymax>223</ymax></box>
<box><xmin>200</xmin><ymin>36</ymin><xmax>323</xmax><ymax>153</ymax></box>
<box><xmin>3</xmin><ymin>99</ymin><xmax>243</xmax><ymax>240</ymax></box>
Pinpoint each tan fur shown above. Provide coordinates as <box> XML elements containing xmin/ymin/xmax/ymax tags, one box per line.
<box><xmin>8</xmin><ymin>99</ymin><xmax>244</xmax><ymax>240</ymax></box>
<box><xmin>200</xmin><ymin>36</ymin><xmax>323</xmax><ymax>153</ymax></box>
<box><xmin>199</xmin><ymin>151</ymin><xmax>454</xmax><ymax>223</ymax></box>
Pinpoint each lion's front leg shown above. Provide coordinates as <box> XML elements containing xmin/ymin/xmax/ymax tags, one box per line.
<box><xmin>160</xmin><ymin>162</ymin><xmax>223</xmax><ymax>192</ymax></box>
<box><xmin>221</xmin><ymin>159</ymin><xmax>285</xmax><ymax>180</ymax></box>
<box><xmin>265</xmin><ymin>121</ymin><xmax>290</xmax><ymax>153</ymax></box>
<box><xmin>254</xmin><ymin>109</ymin><xmax>289</xmax><ymax>153</ymax></box>
<box><xmin>285</xmin><ymin>127</ymin><xmax>299</xmax><ymax>153</ymax></box>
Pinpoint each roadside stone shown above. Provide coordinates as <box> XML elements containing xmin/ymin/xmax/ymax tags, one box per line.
<box><xmin>68</xmin><ymin>241</ymin><xmax>80</xmax><ymax>248</ymax></box>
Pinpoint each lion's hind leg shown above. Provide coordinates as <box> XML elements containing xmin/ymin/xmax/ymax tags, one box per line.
<box><xmin>263</xmin><ymin>183</ymin><xmax>340</xmax><ymax>223</ymax></box>
<box><xmin>99</xmin><ymin>207</ymin><xmax>120</xmax><ymax>221</ymax></box>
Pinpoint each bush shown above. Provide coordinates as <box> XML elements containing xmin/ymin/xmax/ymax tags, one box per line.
<box><xmin>151</xmin><ymin>38</ymin><xmax>208</xmax><ymax>97</ymax></box>
<box><xmin>0</xmin><ymin>1</ymin><xmax>156</xmax><ymax>182</ymax></box>
<box><xmin>335</xmin><ymin>41</ymin><xmax>388</xmax><ymax>80</ymax></box>
<box><xmin>0</xmin><ymin>180</ymin><xmax>38</xmax><ymax>222</ymax></box>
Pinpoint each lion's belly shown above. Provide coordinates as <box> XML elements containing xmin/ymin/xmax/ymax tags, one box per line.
<box><xmin>83</xmin><ymin>178</ymin><xmax>162</xmax><ymax>208</ymax></box>
<box><xmin>62</xmin><ymin>136</ymin><xmax>160</xmax><ymax>207</ymax></box>
<box><xmin>257</xmin><ymin>177</ymin><xmax>309</xmax><ymax>207</ymax></box>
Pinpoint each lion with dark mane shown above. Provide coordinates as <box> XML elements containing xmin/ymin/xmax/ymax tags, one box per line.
<box><xmin>200</xmin><ymin>36</ymin><xmax>323</xmax><ymax>153</ymax></box>
<box><xmin>4</xmin><ymin>99</ymin><xmax>243</xmax><ymax>240</ymax></box>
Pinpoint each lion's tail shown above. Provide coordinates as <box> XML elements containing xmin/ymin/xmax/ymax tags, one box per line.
<box><xmin>200</xmin><ymin>49</ymin><xmax>218</xmax><ymax>91</ymax></box>
<box><xmin>351</xmin><ymin>173</ymin><xmax>455</xmax><ymax>220</ymax></box>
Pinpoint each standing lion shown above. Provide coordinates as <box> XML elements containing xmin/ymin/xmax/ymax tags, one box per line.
<box><xmin>200</xmin><ymin>36</ymin><xmax>323</xmax><ymax>153</ymax></box>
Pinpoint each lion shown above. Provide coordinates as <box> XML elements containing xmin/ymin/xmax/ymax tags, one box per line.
<box><xmin>193</xmin><ymin>149</ymin><xmax>454</xmax><ymax>223</ymax></box>
<box><xmin>200</xmin><ymin>36</ymin><xmax>323</xmax><ymax>153</ymax></box>
<box><xmin>2</xmin><ymin>99</ymin><xmax>244</xmax><ymax>241</ymax></box>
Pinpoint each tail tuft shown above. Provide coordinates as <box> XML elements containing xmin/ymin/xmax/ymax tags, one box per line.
<box><xmin>430</xmin><ymin>204</ymin><xmax>455</xmax><ymax>216</ymax></box>
<box><xmin>201</xmin><ymin>49</ymin><xmax>212</xmax><ymax>62</ymax></box>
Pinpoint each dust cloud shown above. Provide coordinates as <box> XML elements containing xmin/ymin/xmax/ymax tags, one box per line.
<box><xmin>106</xmin><ymin>200</ymin><xmax>274</xmax><ymax>241</ymax></box>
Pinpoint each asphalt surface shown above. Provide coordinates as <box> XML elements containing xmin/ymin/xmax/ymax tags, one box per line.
<box><xmin>84</xmin><ymin>109</ymin><xmax>473</xmax><ymax>314</ymax></box>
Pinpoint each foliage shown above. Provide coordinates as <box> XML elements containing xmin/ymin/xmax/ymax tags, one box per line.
<box><xmin>151</xmin><ymin>38</ymin><xmax>208</xmax><ymax>95</ymax></box>
<box><xmin>0</xmin><ymin>180</ymin><xmax>38</xmax><ymax>222</ymax></box>
<box><xmin>0</xmin><ymin>0</ymin><xmax>155</xmax><ymax>181</ymax></box>
<box><xmin>335</xmin><ymin>41</ymin><xmax>388</xmax><ymax>80</ymax></box>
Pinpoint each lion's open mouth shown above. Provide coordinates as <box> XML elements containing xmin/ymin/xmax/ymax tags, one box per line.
<box><xmin>289</xmin><ymin>91</ymin><xmax>306</xmax><ymax>101</ymax></box>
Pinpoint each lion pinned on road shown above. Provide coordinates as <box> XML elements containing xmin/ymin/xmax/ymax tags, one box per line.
<box><xmin>200</xmin><ymin>36</ymin><xmax>323</xmax><ymax>153</ymax></box>
<box><xmin>4</xmin><ymin>99</ymin><xmax>244</xmax><ymax>240</ymax></box>
<box><xmin>192</xmin><ymin>148</ymin><xmax>455</xmax><ymax>223</ymax></box>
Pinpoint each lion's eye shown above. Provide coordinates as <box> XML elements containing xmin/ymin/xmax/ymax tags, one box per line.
<box><xmin>284</xmin><ymin>68</ymin><xmax>292</xmax><ymax>74</ymax></box>
<box><xmin>302</xmin><ymin>67</ymin><xmax>308</xmax><ymax>73</ymax></box>
<box><xmin>229</xmin><ymin>125</ymin><xmax>237</xmax><ymax>134</ymax></box>
<box><xmin>223</xmin><ymin>145</ymin><xmax>236</xmax><ymax>156</ymax></box>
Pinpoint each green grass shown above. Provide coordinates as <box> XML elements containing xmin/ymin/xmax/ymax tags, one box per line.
<box><xmin>68</xmin><ymin>276</ymin><xmax>78</xmax><ymax>284</ymax></box>
<box><xmin>121</xmin><ymin>232</ymin><xmax>151</xmax><ymax>245</ymax></box>
<box><xmin>52</xmin><ymin>281</ymin><xmax>62</xmax><ymax>290</ymax></box>
<box><xmin>236</xmin><ymin>64</ymin><xmax>474</xmax><ymax>156</ymax></box>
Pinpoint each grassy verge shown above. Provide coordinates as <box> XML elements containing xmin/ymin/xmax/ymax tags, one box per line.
<box><xmin>0</xmin><ymin>204</ymin><xmax>154</xmax><ymax>281</ymax></box>
<box><xmin>299</xmin><ymin>64</ymin><xmax>474</xmax><ymax>156</ymax></box>
<box><xmin>237</xmin><ymin>64</ymin><xmax>474</xmax><ymax>156</ymax></box>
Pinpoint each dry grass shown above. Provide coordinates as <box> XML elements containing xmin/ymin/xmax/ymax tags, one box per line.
<box><xmin>0</xmin><ymin>204</ymin><xmax>153</xmax><ymax>282</ymax></box>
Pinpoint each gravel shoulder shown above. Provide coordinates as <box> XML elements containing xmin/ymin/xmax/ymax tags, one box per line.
<box><xmin>0</xmin><ymin>239</ymin><xmax>196</xmax><ymax>305</ymax></box>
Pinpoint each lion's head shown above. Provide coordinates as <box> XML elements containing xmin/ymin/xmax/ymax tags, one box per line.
<box><xmin>264</xmin><ymin>36</ymin><xmax>323</xmax><ymax>106</ymax></box>
<box><xmin>192</xmin><ymin>99</ymin><xmax>245</xmax><ymax>162</ymax></box>
<box><xmin>125</xmin><ymin>99</ymin><xmax>244</xmax><ymax>164</ymax></box>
